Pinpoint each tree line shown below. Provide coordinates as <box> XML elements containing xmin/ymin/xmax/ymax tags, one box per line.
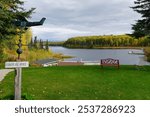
<box><xmin>63</xmin><ymin>35</ymin><xmax>150</xmax><ymax>48</ymax></box>
<box><xmin>29</xmin><ymin>36</ymin><xmax>49</xmax><ymax>51</ymax></box>
<box><xmin>48</xmin><ymin>41</ymin><xmax>65</xmax><ymax>46</ymax></box>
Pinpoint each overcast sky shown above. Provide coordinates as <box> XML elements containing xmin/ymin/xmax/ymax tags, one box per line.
<box><xmin>23</xmin><ymin>0</ymin><xmax>140</xmax><ymax>41</ymax></box>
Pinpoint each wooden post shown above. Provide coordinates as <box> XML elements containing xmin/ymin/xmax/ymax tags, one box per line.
<box><xmin>14</xmin><ymin>67</ymin><xmax>22</xmax><ymax>100</ymax></box>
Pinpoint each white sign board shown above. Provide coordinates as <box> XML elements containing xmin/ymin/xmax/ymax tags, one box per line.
<box><xmin>5</xmin><ymin>61</ymin><xmax>29</xmax><ymax>68</ymax></box>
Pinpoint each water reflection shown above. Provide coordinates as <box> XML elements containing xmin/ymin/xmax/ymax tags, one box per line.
<box><xmin>50</xmin><ymin>46</ymin><xmax>150</xmax><ymax>65</ymax></box>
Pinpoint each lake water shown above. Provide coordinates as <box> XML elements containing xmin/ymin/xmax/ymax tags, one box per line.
<box><xmin>50</xmin><ymin>46</ymin><xmax>150</xmax><ymax>65</ymax></box>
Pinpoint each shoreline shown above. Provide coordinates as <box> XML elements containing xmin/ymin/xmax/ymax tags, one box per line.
<box><xmin>89</xmin><ymin>47</ymin><xmax>144</xmax><ymax>49</ymax></box>
<box><xmin>50</xmin><ymin>46</ymin><xmax>144</xmax><ymax>49</ymax></box>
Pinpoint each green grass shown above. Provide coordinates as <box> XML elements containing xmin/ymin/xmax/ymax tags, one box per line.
<box><xmin>0</xmin><ymin>65</ymin><xmax>150</xmax><ymax>100</ymax></box>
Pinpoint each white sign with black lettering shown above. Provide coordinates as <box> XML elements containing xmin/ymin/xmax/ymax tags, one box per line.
<box><xmin>5</xmin><ymin>61</ymin><xmax>29</xmax><ymax>68</ymax></box>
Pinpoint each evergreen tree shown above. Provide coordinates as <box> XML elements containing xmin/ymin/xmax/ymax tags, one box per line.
<box><xmin>45</xmin><ymin>40</ymin><xmax>49</xmax><ymax>51</ymax></box>
<box><xmin>33</xmin><ymin>36</ymin><xmax>38</xmax><ymax>49</ymax></box>
<box><xmin>39</xmin><ymin>39</ymin><xmax>44</xmax><ymax>49</ymax></box>
<box><xmin>131</xmin><ymin>0</ymin><xmax>150</xmax><ymax>38</ymax></box>
<box><xmin>0</xmin><ymin>0</ymin><xmax>35</xmax><ymax>40</ymax></box>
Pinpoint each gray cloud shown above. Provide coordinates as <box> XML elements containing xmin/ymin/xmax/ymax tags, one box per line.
<box><xmin>23</xmin><ymin>0</ymin><xmax>140</xmax><ymax>41</ymax></box>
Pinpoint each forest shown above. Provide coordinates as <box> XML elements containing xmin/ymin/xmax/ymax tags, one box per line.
<box><xmin>63</xmin><ymin>35</ymin><xmax>150</xmax><ymax>48</ymax></box>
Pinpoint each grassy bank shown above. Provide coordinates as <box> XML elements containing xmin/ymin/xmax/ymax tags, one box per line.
<box><xmin>0</xmin><ymin>65</ymin><xmax>150</xmax><ymax>100</ymax></box>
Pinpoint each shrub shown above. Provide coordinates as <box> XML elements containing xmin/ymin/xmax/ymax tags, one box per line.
<box><xmin>144</xmin><ymin>47</ymin><xmax>150</xmax><ymax>62</ymax></box>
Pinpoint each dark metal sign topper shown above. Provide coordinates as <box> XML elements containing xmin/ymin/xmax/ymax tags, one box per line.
<box><xmin>14</xmin><ymin>16</ymin><xmax>46</xmax><ymax>27</ymax></box>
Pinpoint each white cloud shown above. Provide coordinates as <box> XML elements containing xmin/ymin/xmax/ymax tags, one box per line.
<box><xmin>31</xmin><ymin>26</ymin><xmax>90</xmax><ymax>35</ymax></box>
<box><xmin>23</xmin><ymin>0</ymin><xmax>140</xmax><ymax>41</ymax></box>
<box><xmin>31</xmin><ymin>25</ymin><xmax>91</xmax><ymax>41</ymax></box>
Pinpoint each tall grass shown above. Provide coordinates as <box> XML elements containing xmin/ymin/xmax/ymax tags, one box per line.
<box><xmin>3</xmin><ymin>48</ymin><xmax>54</xmax><ymax>62</ymax></box>
<box><xmin>144</xmin><ymin>47</ymin><xmax>150</xmax><ymax>62</ymax></box>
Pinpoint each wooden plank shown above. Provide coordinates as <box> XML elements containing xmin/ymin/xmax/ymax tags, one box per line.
<box><xmin>14</xmin><ymin>68</ymin><xmax>22</xmax><ymax>100</ymax></box>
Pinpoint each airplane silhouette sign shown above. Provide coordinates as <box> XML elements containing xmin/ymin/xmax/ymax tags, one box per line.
<box><xmin>14</xmin><ymin>16</ymin><xmax>46</xmax><ymax>27</ymax></box>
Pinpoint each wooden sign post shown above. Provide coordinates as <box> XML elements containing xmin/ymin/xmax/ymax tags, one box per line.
<box><xmin>14</xmin><ymin>68</ymin><xmax>22</xmax><ymax>100</ymax></box>
<box><xmin>10</xmin><ymin>17</ymin><xmax>46</xmax><ymax>100</ymax></box>
<box><xmin>5</xmin><ymin>61</ymin><xmax>29</xmax><ymax>100</ymax></box>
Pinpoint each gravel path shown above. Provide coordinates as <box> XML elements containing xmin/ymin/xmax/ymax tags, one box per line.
<box><xmin>0</xmin><ymin>69</ymin><xmax>14</xmax><ymax>81</ymax></box>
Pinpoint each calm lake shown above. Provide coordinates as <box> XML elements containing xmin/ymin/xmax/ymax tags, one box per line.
<box><xmin>50</xmin><ymin>46</ymin><xmax>150</xmax><ymax>65</ymax></box>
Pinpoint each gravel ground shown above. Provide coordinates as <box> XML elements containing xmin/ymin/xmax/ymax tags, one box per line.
<box><xmin>0</xmin><ymin>69</ymin><xmax>14</xmax><ymax>81</ymax></box>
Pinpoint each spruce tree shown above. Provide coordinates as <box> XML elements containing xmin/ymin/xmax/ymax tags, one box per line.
<box><xmin>131</xmin><ymin>0</ymin><xmax>150</xmax><ymax>38</ymax></box>
<box><xmin>33</xmin><ymin>36</ymin><xmax>38</xmax><ymax>49</ymax></box>
<box><xmin>0</xmin><ymin>0</ymin><xmax>35</xmax><ymax>40</ymax></box>
<box><xmin>39</xmin><ymin>39</ymin><xmax>44</xmax><ymax>49</ymax></box>
<box><xmin>45</xmin><ymin>40</ymin><xmax>49</xmax><ymax>51</ymax></box>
